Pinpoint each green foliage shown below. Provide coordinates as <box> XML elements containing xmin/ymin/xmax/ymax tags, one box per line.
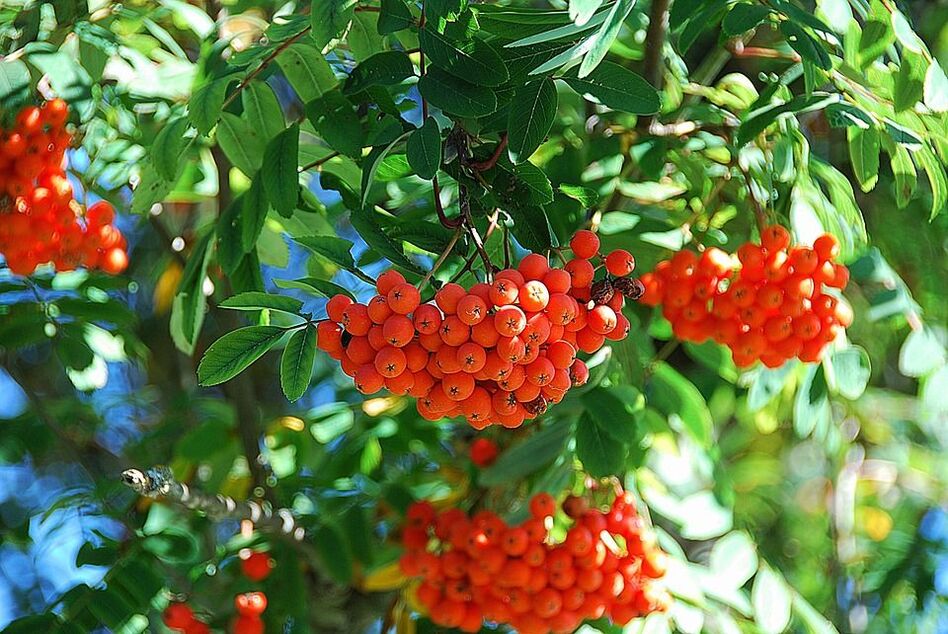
<box><xmin>2</xmin><ymin>1</ymin><xmax>947</xmax><ymax>633</ymax></box>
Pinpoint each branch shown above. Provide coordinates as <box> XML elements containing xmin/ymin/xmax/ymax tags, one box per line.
<box><xmin>459</xmin><ymin>185</ymin><xmax>494</xmax><ymax>279</ymax></box>
<box><xmin>642</xmin><ymin>0</ymin><xmax>670</xmax><ymax>90</ymax></box>
<box><xmin>469</xmin><ymin>134</ymin><xmax>508</xmax><ymax>172</ymax></box>
<box><xmin>299</xmin><ymin>151</ymin><xmax>340</xmax><ymax>173</ymax></box>
<box><xmin>418</xmin><ymin>227</ymin><xmax>463</xmax><ymax>291</ymax></box>
<box><xmin>221</xmin><ymin>27</ymin><xmax>312</xmax><ymax>111</ymax></box>
<box><xmin>122</xmin><ymin>466</ymin><xmax>305</xmax><ymax>539</ymax></box>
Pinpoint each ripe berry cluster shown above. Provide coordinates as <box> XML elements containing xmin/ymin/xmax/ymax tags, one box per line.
<box><xmin>0</xmin><ymin>101</ymin><xmax>128</xmax><ymax>276</ymax></box>
<box><xmin>638</xmin><ymin>226</ymin><xmax>852</xmax><ymax>367</ymax></box>
<box><xmin>399</xmin><ymin>491</ymin><xmax>670</xmax><ymax>634</ymax></box>
<box><xmin>317</xmin><ymin>231</ymin><xmax>642</xmax><ymax>428</ymax></box>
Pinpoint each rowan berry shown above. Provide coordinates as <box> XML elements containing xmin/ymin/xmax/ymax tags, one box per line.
<box><xmin>529</xmin><ymin>492</ymin><xmax>556</xmax><ymax>518</ymax></box>
<box><xmin>240</xmin><ymin>551</ymin><xmax>273</xmax><ymax>582</ymax></box>
<box><xmin>470</xmin><ymin>438</ymin><xmax>498</xmax><ymax>467</ymax></box>
<box><xmin>519</xmin><ymin>253</ymin><xmax>550</xmax><ymax>280</ymax></box>
<box><xmin>436</xmin><ymin>282</ymin><xmax>467</xmax><ymax>313</ymax></box>
<box><xmin>376</xmin><ymin>269</ymin><xmax>406</xmax><ymax>295</ymax></box>
<box><xmin>375</xmin><ymin>346</ymin><xmax>407</xmax><ymax>377</ymax></box>
<box><xmin>564</xmin><ymin>258</ymin><xmax>594</xmax><ymax>287</ymax></box>
<box><xmin>813</xmin><ymin>233</ymin><xmax>840</xmax><ymax>261</ymax></box>
<box><xmin>490</xmin><ymin>278</ymin><xmax>519</xmax><ymax>306</ymax></box>
<box><xmin>494</xmin><ymin>305</ymin><xmax>527</xmax><ymax>336</ymax></box>
<box><xmin>341</xmin><ymin>303</ymin><xmax>371</xmax><ymax>335</ymax></box>
<box><xmin>605</xmin><ymin>249</ymin><xmax>635</xmax><ymax>276</ymax></box>
<box><xmin>440</xmin><ymin>315</ymin><xmax>471</xmax><ymax>346</ymax></box>
<box><xmin>570</xmin><ymin>229</ymin><xmax>600</xmax><ymax>259</ymax></box>
<box><xmin>163</xmin><ymin>603</ymin><xmax>195</xmax><ymax>630</ymax></box>
<box><xmin>232</xmin><ymin>616</ymin><xmax>264</xmax><ymax>634</ymax></box>
<box><xmin>457</xmin><ymin>294</ymin><xmax>488</xmax><ymax>326</ymax></box>
<box><xmin>234</xmin><ymin>592</ymin><xmax>267</xmax><ymax>616</ymax></box>
<box><xmin>354</xmin><ymin>365</ymin><xmax>384</xmax><ymax>394</ymax></box>
<box><xmin>456</xmin><ymin>342</ymin><xmax>487</xmax><ymax>374</ymax></box>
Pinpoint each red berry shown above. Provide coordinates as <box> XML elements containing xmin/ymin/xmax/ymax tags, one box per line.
<box><xmin>470</xmin><ymin>437</ymin><xmax>499</xmax><ymax>467</ymax></box>
<box><xmin>240</xmin><ymin>551</ymin><xmax>273</xmax><ymax>581</ymax></box>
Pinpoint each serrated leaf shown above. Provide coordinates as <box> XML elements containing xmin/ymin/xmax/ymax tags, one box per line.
<box><xmin>281</xmin><ymin>325</ymin><xmax>317</xmax><ymax>401</ymax></box>
<box><xmin>915</xmin><ymin>146</ymin><xmax>947</xmax><ymax>219</ymax></box>
<box><xmin>420</xmin><ymin>26</ymin><xmax>509</xmax><ymax>87</ymax></box>
<box><xmin>312</xmin><ymin>0</ymin><xmax>356</xmax><ymax>49</ymax></box>
<box><xmin>274</xmin><ymin>277</ymin><xmax>356</xmax><ymax>300</ymax></box>
<box><xmin>857</xmin><ymin>3</ymin><xmax>894</xmax><ymax>68</ymax></box>
<box><xmin>361</xmin><ymin>131</ymin><xmax>411</xmax><ymax>207</ymax></box>
<box><xmin>506</xmin><ymin>205</ymin><xmax>556</xmax><ymax>252</ymax></box>
<box><xmin>737</xmin><ymin>93</ymin><xmax>837</xmax><ymax>146</ymax></box>
<box><xmin>479</xmin><ymin>418</ymin><xmax>573</xmax><ymax>486</ymax></box>
<box><xmin>350</xmin><ymin>207</ymin><xmax>422</xmax><ymax>273</ymax></box>
<box><xmin>151</xmin><ymin>117</ymin><xmax>190</xmax><ymax>180</ymax></box>
<box><xmin>558</xmin><ymin>184</ymin><xmax>599</xmax><ymax>207</ymax></box>
<box><xmin>345</xmin><ymin>51</ymin><xmax>415</xmax><ymax>94</ymax></box>
<box><xmin>507</xmin><ymin>79</ymin><xmax>557</xmax><ymax>163</ymax></box>
<box><xmin>262</xmin><ymin>124</ymin><xmax>300</xmax><ymax>215</ymax></box>
<box><xmin>889</xmin><ymin>143</ymin><xmax>916</xmax><ymax>208</ymax></box>
<box><xmin>722</xmin><ymin>3</ymin><xmax>772</xmax><ymax>36</ymax></box>
<box><xmin>197</xmin><ymin>326</ymin><xmax>286</xmax><ymax>386</ymax></box>
<box><xmin>418</xmin><ymin>67</ymin><xmax>498</xmax><ymax>117</ymax></box>
<box><xmin>924</xmin><ymin>60</ymin><xmax>948</xmax><ymax>113</ymax></box>
<box><xmin>378</xmin><ymin>0</ymin><xmax>414</xmax><ymax>34</ymax></box>
<box><xmin>581</xmin><ymin>386</ymin><xmax>643</xmax><ymax>444</ymax></box>
<box><xmin>131</xmin><ymin>170</ymin><xmax>174</xmax><ymax>215</ymax></box>
<box><xmin>189</xmin><ymin>76</ymin><xmax>234</xmax><ymax>135</ymax></box>
<box><xmin>242</xmin><ymin>81</ymin><xmax>284</xmax><ymax>141</ymax></box>
<box><xmin>847</xmin><ymin>125</ymin><xmax>880</xmax><ymax>192</ymax></box>
<box><xmin>561</xmin><ymin>61</ymin><xmax>660</xmax><ymax>114</ymax></box>
<box><xmin>241</xmin><ymin>176</ymin><xmax>270</xmax><ymax>253</ymax></box>
<box><xmin>217</xmin><ymin>112</ymin><xmax>265</xmax><ymax>175</ymax></box>
<box><xmin>294</xmin><ymin>235</ymin><xmax>357</xmax><ymax>269</ymax></box>
<box><xmin>406</xmin><ymin>117</ymin><xmax>442</xmax><ymax>180</ymax></box>
<box><xmin>277</xmin><ymin>43</ymin><xmax>338</xmax><ymax>102</ymax></box>
<box><xmin>306</xmin><ymin>91</ymin><xmax>364</xmax><ymax>158</ymax></box>
<box><xmin>576</xmin><ymin>412</ymin><xmax>626</xmax><ymax>477</ymax></box>
<box><xmin>219</xmin><ymin>292</ymin><xmax>304</xmax><ymax>314</ymax></box>
<box><xmin>780</xmin><ymin>21</ymin><xmax>832</xmax><ymax>70</ymax></box>
<box><xmin>577</xmin><ymin>0</ymin><xmax>635</xmax><ymax>77</ymax></box>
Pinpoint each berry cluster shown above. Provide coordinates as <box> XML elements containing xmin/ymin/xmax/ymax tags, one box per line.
<box><xmin>317</xmin><ymin>231</ymin><xmax>642</xmax><ymax>428</ymax></box>
<box><xmin>399</xmin><ymin>491</ymin><xmax>670</xmax><ymax>634</ymax></box>
<box><xmin>0</xmin><ymin>101</ymin><xmax>128</xmax><ymax>276</ymax></box>
<box><xmin>638</xmin><ymin>227</ymin><xmax>852</xmax><ymax>367</ymax></box>
<box><xmin>162</xmin><ymin>603</ymin><xmax>210</xmax><ymax>634</ymax></box>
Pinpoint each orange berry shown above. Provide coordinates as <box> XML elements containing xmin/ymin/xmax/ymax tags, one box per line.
<box><xmin>587</xmin><ymin>305</ymin><xmax>617</xmax><ymax>335</ymax></box>
<box><xmin>813</xmin><ymin>233</ymin><xmax>840</xmax><ymax>261</ymax></box>
<box><xmin>530</xmin><ymin>492</ymin><xmax>556</xmax><ymax>518</ymax></box>
<box><xmin>760</xmin><ymin>225</ymin><xmax>791</xmax><ymax>252</ymax></box>
<box><xmin>374</xmin><ymin>346</ymin><xmax>407</xmax><ymax>377</ymax></box>
<box><xmin>519</xmin><ymin>280</ymin><xmax>550</xmax><ymax>311</ymax></box>
<box><xmin>376</xmin><ymin>269</ymin><xmax>406</xmax><ymax>295</ymax></box>
<box><xmin>441</xmin><ymin>372</ymin><xmax>475</xmax><ymax>401</ymax></box>
<box><xmin>234</xmin><ymin>591</ymin><xmax>268</xmax><ymax>616</ymax></box>
<box><xmin>240</xmin><ymin>551</ymin><xmax>273</xmax><ymax>581</ymax></box>
<box><xmin>413</xmin><ymin>303</ymin><xmax>442</xmax><ymax>334</ymax></box>
<box><xmin>543</xmin><ymin>268</ymin><xmax>572</xmax><ymax>294</ymax></box>
<box><xmin>100</xmin><ymin>247</ymin><xmax>128</xmax><ymax>274</ymax></box>
<box><xmin>388</xmin><ymin>282</ymin><xmax>420</xmax><ymax>314</ymax></box>
<box><xmin>382</xmin><ymin>314</ymin><xmax>414</xmax><ymax>347</ymax></box>
<box><xmin>456</xmin><ymin>342</ymin><xmax>487</xmax><ymax>374</ymax></box>
<box><xmin>457</xmin><ymin>294</ymin><xmax>488</xmax><ymax>326</ymax></box>
<box><xmin>435</xmin><ymin>282</ymin><xmax>467</xmax><ymax>313</ymax></box>
<box><xmin>163</xmin><ymin>603</ymin><xmax>195</xmax><ymax>629</ymax></box>
<box><xmin>518</xmin><ymin>253</ymin><xmax>550</xmax><ymax>280</ymax></box>
<box><xmin>564</xmin><ymin>258</ymin><xmax>594</xmax><ymax>287</ymax></box>
<box><xmin>490</xmin><ymin>278</ymin><xmax>519</xmax><ymax>306</ymax></box>
<box><xmin>569</xmin><ymin>359</ymin><xmax>589</xmax><ymax>386</ymax></box>
<box><xmin>570</xmin><ymin>229</ymin><xmax>600</xmax><ymax>259</ymax></box>
<box><xmin>439</xmin><ymin>315</ymin><xmax>471</xmax><ymax>346</ymax></box>
<box><xmin>341</xmin><ymin>303</ymin><xmax>371</xmax><ymax>335</ymax></box>
<box><xmin>605</xmin><ymin>249</ymin><xmax>635</xmax><ymax>276</ymax></box>
<box><xmin>470</xmin><ymin>438</ymin><xmax>498</xmax><ymax>467</ymax></box>
<box><xmin>354</xmin><ymin>365</ymin><xmax>385</xmax><ymax>394</ymax></box>
<box><xmin>367</xmin><ymin>295</ymin><xmax>392</xmax><ymax>324</ymax></box>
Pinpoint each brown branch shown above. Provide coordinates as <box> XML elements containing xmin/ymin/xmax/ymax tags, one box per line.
<box><xmin>432</xmin><ymin>176</ymin><xmax>462</xmax><ymax>228</ymax></box>
<box><xmin>221</xmin><ymin>27</ymin><xmax>312</xmax><ymax>111</ymax></box>
<box><xmin>642</xmin><ymin>0</ymin><xmax>670</xmax><ymax>90</ymax></box>
<box><xmin>299</xmin><ymin>151</ymin><xmax>340</xmax><ymax>173</ymax></box>
<box><xmin>469</xmin><ymin>134</ymin><xmax>508</xmax><ymax>172</ymax></box>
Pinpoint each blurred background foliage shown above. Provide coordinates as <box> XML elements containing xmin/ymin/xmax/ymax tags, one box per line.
<box><xmin>0</xmin><ymin>1</ymin><xmax>946</xmax><ymax>633</ymax></box>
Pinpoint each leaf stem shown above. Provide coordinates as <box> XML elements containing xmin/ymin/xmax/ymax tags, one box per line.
<box><xmin>418</xmin><ymin>227</ymin><xmax>463</xmax><ymax>291</ymax></box>
<box><xmin>299</xmin><ymin>151</ymin><xmax>340</xmax><ymax>173</ymax></box>
<box><xmin>469</xmin><ymin>134</ymin><xmax>508</xmax><ymax>172</ymax></box>
<box><xmin>221</xmin><ymin>27</ymin><xmax>312</xmax><ymax>111</ymax></box>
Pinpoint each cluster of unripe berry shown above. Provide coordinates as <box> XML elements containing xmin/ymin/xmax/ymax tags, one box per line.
<box><xmin>399</xmin><ymin>490</ymin><xmax>670</xmax><ymax>634</ymax></box>
<box><xmin>161</xmin><ymin>550</ymin><xmax>273</xmax><ymax>634</ymax></box>
<box><xmin>0</xmin><ymin>100</ymin><xmax>128</xmax><ymax>276</ymax></box>
<box><xmin>638</xmin><ymin>226</ymin><xmax>852</xmax><ymax>367</ymax></box>
<box><xmin>316</xmin><ymin>230</ymin><xmax>642</xmax><ymax>428</ymax></box>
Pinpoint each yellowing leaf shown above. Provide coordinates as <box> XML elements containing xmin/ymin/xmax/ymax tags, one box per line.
<box><xmin>359</xmin><ymin>561</ymin><xmax>408</xmax><ymax>592</ymax></box>
<box><xmin>153</xmin><ymin>261</ymin><xmax>183</xmax><ymax>315</ymax></box>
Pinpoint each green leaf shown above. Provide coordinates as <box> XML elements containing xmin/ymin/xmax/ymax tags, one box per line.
<box><xmin>479</xmin><ymin>418</ymin><xmax>572</xmax><ymax>486</ymax></box>
<box><xmin>558</xmin><ymin>184</ymin><xmax>599</xmax><ymax>207</ymax></box>
<box><xmin>830</xmin><ymin>346</ymin><xmax>871</xmax><ymax>400</ymax></box>
<box><xmin>348</xmin><ymin>12</ymin><xmax>384</xmax><ymax>60</ymax></box>
<box><xmin>420</xmin><ymin>26</ymin><xmax>509</xmax><ymax>87</ymax></box>
<box><xmin>916</xmin><ymin>146</ymin><xmax>947</xmax><ymax>219</ymax></box>
<box><xmin>277</xmin><ymin>43</ymin><xmax>338</xmax><ymax>102</ymax></box>
<box><xmin>262</xmin><ymin>124</ymin><xmax>300</xmax><ymax>216</ymax></box>
<box><xmin>294</xmin><ymin>235</ymin><xmax>357</xmax><ymax>269</ymax></box>
<box><xmin>217</xmin><ymin>112</ymin><xmax>265</xmax><ymax>175</ymax></box>
<box><xmin>197</xmin><ymin>326</ymin><xmax>286</xmax><ymax>386</ymax></box>
<box><xmin>311</xmin><ymin>0</ymin><xmax>356</xmax><ymax>49</ymax></box>
<box><xmin>648</xmin><ymin>362</ymin><xmax>713</xmax><ymax>446</ymax></box>
<box><xmin>507</xmin><ymin>79</ymin><xmax>557</xmax><ymax>163</ymax></box>
<box><xmin>406</xmin><ymin>117</ymin><xmax>442</xmax><ymax>180</ymax></box>
<box><xmin>722</xmin><ymin>3</ymin><xmax>772</xmax><ymax>36</ymax></box>
<box><xmin>189</xmin><ymin>76</ymin><xmax>234</xmax><ymax>135</ymax></box>
<box><xmin>506</xmin><ymin>205</ymin><xmax>556</xmax><ymax>252</ymax></box>
<box><xmin>344</xmin><ymin>51</ymin><xmax>415</xmax><ymax>94</ymax></box>
<box><xmin>847</xmin><ymin>125</ymin><xmax>880</xmax><ymax>192</ymax></box>
<box><xmin>684</xmin><ymin>340</ymin><xmax>738</xmax><ymax>382</ymax></box>
<box><xmin>281</xmin><ymin>325</ymin><xmax>317</xmax><ymax>401</ymax></box>
<box><xmin>899</xmin><ymin>328</ymin><xmax>946</xmax><ymax>378</ymax></box>
<box><xmin>825</xmin><ymin>103</ymin><xmax>872</xmax><ymax>129</ymax></box>
<box><xmin>242</xmin><ymin>81</ymin><xmax>284</xmax><ymax>141</ymax></box>
<box><xmin>0</xmin><ymin>59</ymin><xmax>31</xmax><ymax>117</ymax></box>
<box><xmin>752</xmin><ymin>566</ymin><xmax>792</xmax><ymax>634</ymax></box>
<box><xmin>569</xmin><ymin>0</ymin><xmax>602</xmax><ymax>26</ymax></box>
<box><xmin>170</xmin><ymin>232</ymin><xmax>213</xmax><ymax>354</ymax></box>
<box><xmin>780</xmin><ymin>21</ymin><xmax>832</xmax><ymax>70</ymax></box>
<box><xmin>378</xmin><ymin>0</ymin><xmax>414</xmax><ymax>34</ymax></box>
<box><xmin>26</xmin><ymin>48</ymin><xmax>94</xmax><ymax>121</ymax></box>
<box><xmin>217</xmin><ymin>196</ymin><xmax>245</xmax><ymax>275</ymax></box>
<box><xmin>494</xmin><ymin>160</ymin><xmax>555</xmax><ymax>205</ymax></box>
<box><xmin>576</xmin><ymin>412</ymin><xmax>626</xmax><ymax>477</ymax></box>
<box><xmin>581</xmin><ymin>386</ymin><xmax>644</xmax><ymax>444</ymax></box>
<box><xmin>241</xmin><ymin>176</ymin><xmax>270</xmax><ymax>253</ymax></box>
<box><xmin>219</xmin><ymin>292</ymin><xmax>304</xmax><ymax>314</ymax></box>
<box><xmin>350</xmin><ymin>207</ymin><xmax>422</xmax><ymax>273</ymax></box>
<box><xmin>314</xmin><ymin>523</ymin><xmax>354</xmax><ymax>584</ymax></box>
<box><xmin>857</xmin><ymin>2</ymin><xmax>895</xmax><ymax>68</ymax></box>
<box><xmin>792</xmin><ymin>591</ymin><xmax>840</xmax><ymax>634</ymax></box>
<box><xmin>793</xmin><ymin>363</ymin><xmax>830</xmax><ymax>437</ymax></box>
<box><xmin>577</xmin><ymin>0</ymin><xmax>635</xmax><ymax>77</ymax></box>
<box><xmin>889</xmin><ymin>142</ymin><xmax>917</xmax><ymax>208</ymax></box>
<box><xmin>746</xmin><ymin>362</ymin><xmax>795</xmax><ymax>411</ymax></box>
<box><xmin>737</xmin><ymin>93</ymin><xmax>838</xmax><ymax>146</ymax></box>
<box><xmin>150</xmin><ymin>116</ymin><xmax>190</xmax><ymax>180</ymax></box>
<box><xmin>893</xmin><ymin>50</ymin><xmax>926</xmax><ymax>112</ymax></box>
<box><xmin>306</xmin><ymin>91</ymin><xmax>364</xmax><ymax>158</ymax></box>
<box><xmin>561</xmin><ymin>62</ymin><xmax>660</xmax><ymax>114</ymax></box>
<box><xmin>710</xmin><ymin>532</ymin><xmax>759</xmax><ymax>589</ymax></box>
<box><xmin>418</xmin><ymin>67</ymin><xmax>498</xmax><ymax>117</ymax></box>
<box><xmin>274</xmin><ymin>277</ymin><xmax>356</xmax><ymax>300</ymax></box>
<box><xmin>924</xmin><ymin>60</ymin><xmax>948</xmax><ymax>113</ymax></box>
<box><xmin>361</xmin><ymin>131</ymin><xmax>412</xmax><ymax>208</ymax></box>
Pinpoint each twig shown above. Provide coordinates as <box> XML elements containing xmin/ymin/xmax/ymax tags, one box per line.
<box><xmin>469</xmin><ymin>134</ymin><xmax>508</xmax><ymax>172</ymax></box>
<box><xmin>121</xmin><ymin>466</ymin><xmax>305</xmax><ymax>539</ymax></box>
<box><xmin>642</xmin><ymin>0</ymin><xmax>670</xmax><ymax>90</ymax></box>
<box><xmin>645</xmin><ymin>340</ymin><xmax>680</xmax><ymax>378</ymax></box>
<box><xmin>221</xmin><ymin>27</ymin><xmax>312</xmax><ymax>111</ymax></box>
<box><xmin>418</xmin><ymin>228</ymin><xmax>463</xmax><ymax>291</ymax></box>
<box><xmin>459</xmin><ymin>186</ymin><xmax>494</xmax><ymax>279</ymax></box>
<box><xmin>432</xmin><ymin>176</ymin><xmax>462</xmax><ymax>228</ymax></box>
<box><xmin>299</xmin><ymin>151</ymin><xmax>340</xmax><ymax>173</ymax></box>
